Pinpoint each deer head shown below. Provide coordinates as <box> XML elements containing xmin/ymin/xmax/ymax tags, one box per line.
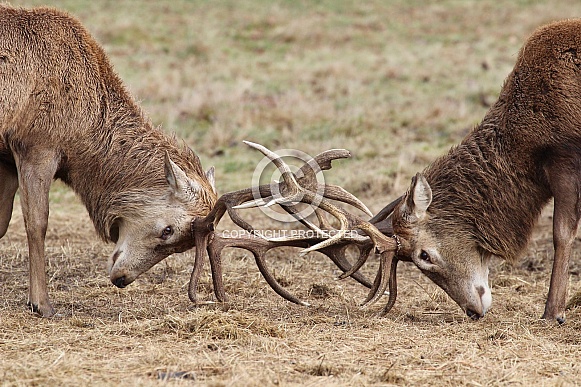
<box><xmin>107</xmin><ymin>154</ymin><xmax>217</xmax><ymax>288</ymax></box>
<box><xmin>391</xmin><ymin>173</ymin><xmax>492</xmax><ymax>319</ymax></box>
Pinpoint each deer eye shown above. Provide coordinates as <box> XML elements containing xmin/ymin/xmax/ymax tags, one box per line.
<box><xmin>161</xmin><ymin>226</ymin><xmax>173</xmax><ymax>240</ymax></box>
<box><xmin>419</xmin><ymin>250</ymin><xmax>431</xmax><ymax>263</ymax></box>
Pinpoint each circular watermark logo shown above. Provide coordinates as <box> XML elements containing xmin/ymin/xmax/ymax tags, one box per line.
<box><xmin>250</xmin><ymin>148</ymin><xmax>325</xmax><ymax>223</ymax></box>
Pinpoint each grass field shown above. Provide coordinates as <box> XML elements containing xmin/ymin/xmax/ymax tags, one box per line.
<box><xmin>2</xmin><ymin>0</ymin><xmax>581</xmax><ymax>385</ymax></box>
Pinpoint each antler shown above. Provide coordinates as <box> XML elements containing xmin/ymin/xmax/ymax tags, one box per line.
<box><xmin>189</xmin><ymin>141</ymin><xmax>409</xmax><ymax>315</ymax></box>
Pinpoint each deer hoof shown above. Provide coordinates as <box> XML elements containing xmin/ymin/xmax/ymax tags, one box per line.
<box><xmin>541</xmin><ymin>309</ymin><xmax>566</xmax><ymax>324</ymax></box>
<box><xmin>27</xmin><ymin>301</ymin><xmax>56</xmax><ymax>318</ymax></box>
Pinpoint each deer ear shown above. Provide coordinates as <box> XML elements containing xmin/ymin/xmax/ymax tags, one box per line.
<box><xmin>205</xmin><ymin>166</ymin><xmax>216</xmax><ymax>194</ymax></box>
<box><xmin>403</xmin><ymin>173</ymin><xmax>432</xmax><ymax>220</ymax></box>
<box><xmin>411</xmin><ymin>173</ymin><xmax>432</xmax><ymax>218</ymax></box>
<box><xmin>164</xmin><ymin>152</ymin><xmax>202</xmax><ymax>199</ymax></box>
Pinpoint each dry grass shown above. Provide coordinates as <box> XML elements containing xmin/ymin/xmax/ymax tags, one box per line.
<box><xmin>3</xmin><ymin>192</ymin><xmax>581</xmax><ymax>386</ymax></box>
<box><xmin>3</xmin><ymin>0</ymin><xmax>581</xmax><ymax>386</ymax></box>
<box><xmin>2</xmin><ymin>192</ymin><xmax>580</xmax><ymax>386</ymax></box>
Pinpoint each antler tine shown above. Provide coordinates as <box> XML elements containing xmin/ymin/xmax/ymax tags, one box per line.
<box><xmin>189</xmin><ymin>218</ymin><xmax>217</xmax><ymax>304</ymax></box>
<box><xmin>243</xmin><ymin>140</ymin><xmax>299</xmax><ymax>187</ymax></box>
<box><xmin>285</xmin><ymin>186</ymin><xmax>398</xmax><ymax>256</ymax></box>
<box><xmin>336</xmin><ymin>243</ymin><xmax>374</xmax><ymax>280</ymax></box>
<box><xmin>319</xmin><ymin>184</ymin><xmax>372</xmax><ymax>217</ymax></box>
<box><xmin>335</xmin><ymin>196</ymin><xmax>403</xmax><ymax>282</ymax></box>
<box><xmin>297</xmin><ymin>198</ymin><xmax>353</xmax><ymax>255</ymax></box>
<box><xmin>210</xmin><ymin>185</ymin><xmax>271</xmax><ymax>233</ymax></box>
<box><xmin>360</xmin><ymin>250</ymin><xmax>394</xmax><ymax>308</ymax></box>
<box><xmin>304</xmin><ymin>149</ymin><xmax>352</xmax><ymax>173</ymax></box>
<box><xmin>369</xmin><ymin>195</ymin><xmax>403</xmax><ymax>225</ymax></box>
<box><xmin>314</xmin><ymin>208</ymin><xmax>334</xmax><ymax>230</ymax></box>
<box><xmin>318</xmin><ymin>243</ymin><xmax>374</xmax><ymax>287</ymax></box>
<box><xmin>296</xmin><ymin>149</ymin><xmax>372</xmax><ymax>217</ymax></box>
<box><xmin>278</xmin><ymin>205</ymin><xmax>333</xmax><ymax>236</ymax></box>
<box><xmin>378</xmin><ymin>257</ymin><xmax>399</xmax><ymax>316</ymax></box>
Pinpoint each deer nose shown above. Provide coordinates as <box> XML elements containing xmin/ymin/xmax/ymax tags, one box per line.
<box><xmin>112</xmin><ymin>276</ymin><xmax>127</xmax><ymax>288</ymax></box>
<box><xmin>465</xmin><ymin>284</ymin><xmax>490</xmax><ymax>320</ymax></box>
<box><xmin>466</xmin><ymin>308</ymin><xmax>483</xmax><ymax>320</ymax></box>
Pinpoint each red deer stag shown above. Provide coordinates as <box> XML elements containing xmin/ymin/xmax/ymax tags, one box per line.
<box><xmin>0</xmin><ymin>6</ymin><xmax>217</xmax><ymax>317</ymax></box>
<box><xmin>387</xmin><ymin>19</ymin><xmax>581</xmax><ymax>323</ymax></box>
<box><xmin>190</xmin><ymin>20</ymin><xmax>581</xmax><ymax>324</ymax></box>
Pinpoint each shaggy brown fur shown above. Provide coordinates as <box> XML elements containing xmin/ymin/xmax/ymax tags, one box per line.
<box><xmin>0</xmin><ymin>5</ymin><xmax>217</xmax><ymax>317</ymax></box>
<box><xmin>392</xmin><ymin>19</ymin><xmax>581</xmax><ymax>323</ymax></box>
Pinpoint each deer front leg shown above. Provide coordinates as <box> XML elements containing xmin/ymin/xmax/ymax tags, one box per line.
<box><xmin>543</xmin><ymin>170</ymin><xmax>581</xmax><ymax>323</ymax></box>
<box><xmin>14</xmin><ymin>150</ymin><xmax>60</xmax><ymax>317</ymax></box>
<box><xmin>0</xmin><ymin>162</ymin><xmax>18</xmax><ymax>238</ymax></box>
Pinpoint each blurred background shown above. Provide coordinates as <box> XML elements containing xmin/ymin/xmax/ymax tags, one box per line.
<box><xmin>14</xmin><ymin>0</ymin><xmax>581</xmax><ymax>209</ymax></box>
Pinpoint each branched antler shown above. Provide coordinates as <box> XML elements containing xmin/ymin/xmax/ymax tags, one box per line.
<box><xmin>189</xmin><ymin>141</ymin><xmax>409</xmax><ymax>315</ymax></box>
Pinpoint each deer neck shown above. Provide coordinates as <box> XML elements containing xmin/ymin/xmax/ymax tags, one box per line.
<box><xmin>423</xmin><ymin>119</ymin><xmax>552</xmax><ymax>261</ymax></box>
<box><xmin>65</xmin><ymin>95</ymin><xmax>206</xmax><ymax>241</ymax></box>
